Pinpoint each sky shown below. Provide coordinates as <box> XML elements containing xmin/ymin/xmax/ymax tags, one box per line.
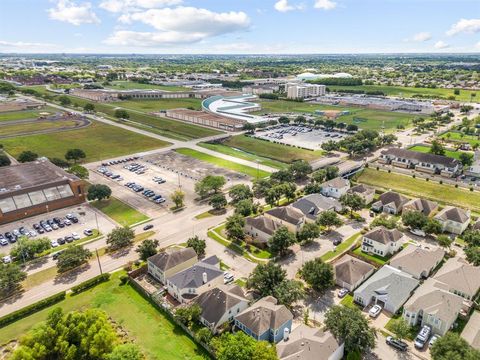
<box><xmin>0</xmin><ymin>0</ymin><xmax>479</xmax><ymax>54</ymax></box>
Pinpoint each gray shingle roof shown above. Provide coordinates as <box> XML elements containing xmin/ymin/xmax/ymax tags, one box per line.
<box><xmin>148</xmin><ymin>247</ymin><xmax>197</xmax><ymax>272</ymax></box>
<box><xmin>266</xmin><ymin>206</ymin><xmax>304</xmax><ymax>225</ymax></box>
<box><xmin>435</xmin><ymin>206</ymin><xmax>470</xmax><ymax>224</ymax></box>
<box><xmin>377</xmin><ymin>191</ymin><xmax>409</xmax><ymax>210</ymax></box>
<box><xmin>381</xmin><ymin>148</ymin><xmax>460</xmax><ymax>168</ymax></box>
<box><xmin>403</xmin><ymin>198</ymin><xmax>438</xmax><ymax>216</ymax></box>
<box><xmin>389</xmin><ymin>245</ymin><xmax>445</xmax><ymax>279</ymax></box>
<box><xmin>364</xmin><ymin>227</ymin><xmax>404</xmax><ymax>245</ymax></box>
<box><xmin>167</xmin><ymin>255</ymin><xmax>223</xmax><ymax>290</ymax></box>
<box><xmin>291</xmin><ymin>194</ymin><xmax>342</xmax><ymax>220</ymax></box>
<box><xmin>334</xmin><ymin>254</ymin><xmax>374</xmax><ymax>287</ymax></box>
<box><xmin>245</xmin><ymin>216</ymin><xmax>280</xmax><ymax>237</ymax></box>
<box><xmin>349</xmin><ymin>184</ymin><xmax>375</xmax><ymax>196</ymax></box>
<box><xmin>433</xmin><ymin>257</ymin><xmax>480</xmax><ymax>298</ymax></box>
<box><xmin>321</xmin><ymin>177</ymin><xmax>349</xmax><ymax>189</ymax></box>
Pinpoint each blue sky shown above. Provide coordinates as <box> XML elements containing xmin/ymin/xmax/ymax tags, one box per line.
<box><xmin>0</xmin><ymin>0</ymin><xmax>479</xmax><ymax>54</ymax></box>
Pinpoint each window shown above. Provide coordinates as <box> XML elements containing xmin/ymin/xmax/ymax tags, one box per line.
<box><xmin>0</xmin><ymin>197</ymin><xmax>16</xmax><ymax>213</ymax></box>
<box><xmin>12</xmin><ymin>194</ymin><xmax>33</xmax><ymax>209</ymax></box>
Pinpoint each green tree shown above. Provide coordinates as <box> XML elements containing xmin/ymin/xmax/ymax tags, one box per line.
<box><xmin>174</xmin><ymin>304</ymin><xmax>202</xmax><ymax>328</ymax></box>
<box><xmin>463</xmin><ymin>230</ymin><xmax>480</xmax><ymax>247</ymax></box>
<box><xmin>87</xmin><ymin>184</ymin><xmax>112</xmax><ymax>201</ymax></box>
<box><xmin>389</xmin><ymin>318</ymin><xmax>411</xmax><ymax>341</ymax></box>
<box><xmin>431</xmin><ymin>332</ymin><xmax>480</xmax><ymax>360</ymax></box>
<box><xmin>114</xmin><ymin>108</ymin><xmax>130</xmax><ymax>119</ymax></box>
<box><xmin>268</xmin><ymin>226</ymin><xmax>296</xmax><ymax>257</ymax></box>
<box><xmin>459</xmin><ymin>152</ymin><xmax>474</xmax><ymax>167</ymax></box>
<box><xmin>265</xmin><ymin>186</ymin><xmax>284</xmax><ymax>207</ymax></box>
<box><xmin>212</xmin><ymin>332</ymin><xmax>278</xmax><ymax>360</ymax></box>
<box><xmin>65</xmin><ymin>148</ymin><xmax>86</xmax><ymax>163</ymax></box>
<box><xmin>195</xmin><ymin>175</ymin><xmax>226</xmax><ymax>198</ymax></box>
<box><xmin>56</xmin><ymin>245</ymin><xmax>92</xmax><ymax>272</ymax></box>
<box><xmin>340</xmin><ymin>193</ymin><xmax>366</xmax><ymax>217</ymax></box>
<box><xmin>49</xmin><ymin>157</ymin><xmax>70</xmax><ymax>168</ymax></box>
<box><xmin>423</xmin><ymin>218</ymin><xmax>443</xmax><ymax>235</ymax></box>
<box><xmin>106</xmin><ymin>226</ymin><xmax>135</xmax><ymax>251</ymax></box>
<box><xmin>229</xmin><ymin>184</ymin><xmax>253</xmax><ymax>203</ymax></box>
<box><xmin>234</xmin><ymin>198</ymin><xmax>256</xmax><ymax>217</ymax></box>
<box><xmin>402</xmin><ymin>210</ymin><xmax>428</xmax><ymax>230</ymax></box>
<box><xmin>437</xmin><ymin>234</ymin><xmax>453</xmax><ymax>251</ymax></box>
<box><xmin>299</xmin><ymin>258</ymin><xmax>335</xmax><ymax>292</ymax></box>
<box><xmin>297</xmin><ymin>222</ymin><xmax>320</xmax><ymax>245</ymax></box>
<box><xmin>325</xmin><ymin>166</ymin><xmax>339</xmax><ymax>180</ymax></box>
<box><xmin>371</xmin><ymin>214</ymin><xmax>398</xmax><ymax>229</ymax></box>
<box><xmin>225</xmin><ymin>214</ymin><xmax>246</xmax><ymax>242</ymax></box>
<box><xmin>11</xmin><ymin>236</ymin><xmax>51</xmax><ymax>262</ymax></box>
<box><xmin>0</xmin><ymin>263</ymin><xmax>27</xmax><ymax>297</ymax></box>
<box><xmin>253</xmin><ymin>178</ymin><xmax>270</xmax><ymax>198</ymax></box>
<box><xmin>430</xmin><ymin>140</ymin><xmax>446</xmax><ymax>156</ymax></box>
<box><xmin>311</xmin><ymin>169</ymin><xmax>327</xmax><ymax>183</ymax></box>
<box><xmin>0</xmin><ymin>153</ymin><xmax>11</xmax><ymax>167</ymax></box>
<box><xmin>196</xmin><ymin>327</ymin><xmax>213</xmax><ymax>345</ymax></box>
<box><xmin>83</xmin><ymin>102</ymin><xmax>95</xmax><ymax>112</ymax></box>
<box><xmin>209</xmin><ymin>193</ymin><xmax>227</xmax><ymax>211</ymax></box>
<box><xmin>107</xmin><ymin>344</ymin><xmax>143</xmax><ymax>360</ymax></box>
<box><xmin>324</xmin><ymin>305</ymin><xmax>376</xmax><ymax>355</ymax></box>
<box><xmin>58</xmin><ymin>95</ymin><xmax>71</xmax><ymax>106</ymax></box>
<box><xmin>465</xmin><ymin>245</ymin><xmax>480</xmax><ymax>266</ymax></box>
<box><xmin>186</xmin><ymin>235</ymin><xmax>206</xmax><ymax>257</ymax></box>
<box><xmin>247</xmin><ymin>262</ymin><xmax>286</xmax><ymax>297</ymax></box>
<box><xmin>17</xmin><ymin>150</ymin><xmax>38</xmax><ymax>163</ymax></box>
<box><xmin>288</xmin><ymin>160</ymin><xmax>312</xmax><ymax>180</ymax></box>
<box><xmin>136</xmin><ymin>239</ymin><xmax>159</xmax><ymax>261</ymax></box>
<box><xmin>68</xmin><ymin>164</ymin><xmax>89</xmax><ymax>179</ymax></box>
<box><xmin>273</xmin><ymin>279</ymin><xmax>305</xmax><ymax>309</ymax></box>
<box><xmin>316</xmin><ymin>210</ymin><xmax>343</xmax><ymax>232</ymax></box>
<box><xmin>278</xmin><ymin>116</ymin><xmax>290</xmax><ymax>124</ymax></box>
<box><xmin>171</xmin><ymin>189</ymin><xmax>185</xmax><ymax>209</ymax></box>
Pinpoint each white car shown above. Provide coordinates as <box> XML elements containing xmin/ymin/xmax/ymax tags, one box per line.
<box><xmin>51</xmin><ymin>223</ymin><xmax>59</xmax><ymax>230</ymax></box>
<box><xmin>410</xmin><ymin>228</ymin><xmax>426</xmax><ymax>237</ymax></box>
<box><xmin>0</xmin><ymin>238</ymin><xmax>8</xmax><ymax>246</ymax></box>
<box><xmin>50</xmin><ymin>240</ymin><xmax>59</xmax><ymax>248</ymax></box>
<box><xmin>369</xmin><ymin>304</ymin><xmax>382</xmax><ymax>318</ymax></box>
<box><xmin>83</xmin><ymin>229</ymin><xmax>93</xmax><ymax>236</ymax></box>
<box><xmin>338</xmin><ymin>288</ymin><xmax>349</xmax><ymax>298</ymax></box>
<box><xmin>429</xmin><ymin>335</ymin><xmax>439</xmax><ymax>348</ymax></box>
<box><xmin>72</xmin><ymin>232</ymin><xmax>80</xmax><ymax>240</ymax></box>
<box><xmin>2</xmin><ymin>255</ymin><xmax>12</xmax><ymax>263</ymax></box>
<box><xmin>223</xmin><ymin>272</ymin><xmax>234</xmax><ymax>284</ymax></box>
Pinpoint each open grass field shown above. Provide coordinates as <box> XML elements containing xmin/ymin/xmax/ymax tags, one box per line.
<box><xmin>328</xmin><ymin>85</ymin><xmax>478</xmax><ymax>102</ymax></box>
<box><xmin>409</xmin><ymin>144</ymin><xmax>466</xmax><ymax>161</ymax></box>
<box><xmin>91</xmin><ymin>197</ymin><xmax>149</xmax><ymax>226</ymax></box>
<box><xmin>175</xmin><ymin>148</ymin><xmax>270</xmax><ymax>178</ymax></box>
<box><xmin>0</xmin><ymin>119</ymin><xmax>78</xmax><ymax>137</ymax></box>
<box><xmin>198</xmin><ymin>142</ymin><xmax>288</xmax><ymax>170</ymax></box>
<box><xmin>1</xmin><ymin>120</ymin><xmax>169</xmax><ymax>162</ymax></box>
<box><xmin>357</xmin><ymin>168</ymin><xmax>480</xmax><ymax>211</ymax></box>
<box><xmin>440</xmin><ymin>131</ymin><xmax>480</xmax><ymax>147</ymax></box>
<box><xmin>0</xmin><ymin>107</ymin><xmax>56</xmax><ymax>122</ymax></box>
<box><xmin>105</xmin><ymin>81</ymin><xmax>190</xmax><ymax>92</ymax></box>
<box><xmin>0</xmin><ymin>273</ymin><xmax>209</xmax><ymax>360</ymax></box>
<box><xmin>118</xmin><ymin>98</ymin><xmax>202</xmax><ymax>112</ymax></box>
<box><xmin>222</xmin><ymin>135</ymin><xmax>324</xmax><ymax>163</ymax></box>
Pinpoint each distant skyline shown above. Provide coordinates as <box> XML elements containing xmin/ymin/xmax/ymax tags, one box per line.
<box><xmin>1</xmin><ymin>0</ymin><xmax>479</xmax><ymax>54</ymax></box>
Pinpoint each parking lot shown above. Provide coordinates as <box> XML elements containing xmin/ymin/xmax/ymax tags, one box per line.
<box><xmin>254</xmin><ymin>124</ymin><xmax>347</xmax><ymax>150</ymax></box>
<box><xmin>0</xmin><ymin>203</ymin><xmax>116</xmax><ymax>255</ymax></box>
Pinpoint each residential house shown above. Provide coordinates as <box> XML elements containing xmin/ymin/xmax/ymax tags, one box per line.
<box><xmin>320</xmin><ymin>177</ymin><xmax>350</xmax><ymax>199</ymax></box>
<box><xmin>166</xmin><ymin>255</ymin><xmax>224</xmax><ymax>303</ymax></box>
<box><xmin>403</xmin><ymin>278</ymin><xmax>467</xmax><ymax>336</ymax></box>
<box><xmin>276</xmin><ymin>324</ymin><xmax>344</xmax><ymax>360</ymax></box>
<box><xmin>264</xmin><ymin>206</ymin><xmax>305</xmax><ymax>233</ymax></box>
<box><xmin>361</xmin><ymin>227</ymin><xmax>405</xmax><ymax>257</ymax></box>
<box><xmin>379</xmin><ymin>147</ymin><xmax>462</xmax><ymax>177</ymax></box>
<box><xmin>434</xmin><ymin>206</ymin><xmax>471</xmax><ymax>235</ymax></box>
<box><xmin>193</xmin><ymin>284</ymin><xmax>249</xmax><ymax>334</ymax></box>
<box><xmin>389</xmin><ymin>245</ymin><xmax>445</xmax><ymax>279</ymax></box>
<box><xmin>461</xmin><ymin>311</ymin><xmax>480</xmax><ymax>350</ymax></box>
<box><xmin>147</xmin><ymin>248</ymin><xmax>198</xmax><ymax>284</ymax></box>
<box><xmin>348</xmin><ymin>184</ymin><xmax>375</xmax><ymax>204</ymax></box>
<box><xmin>432</xmin><ymin>257</ymin><xmax>480</xmax><ymax>300</ymax></box>
<box><xmin>244</xmin><ymin>216</ymin><xmax>281</xmax><ymax>245</ymax></box>
<box><xmin>333</xmin><ymin>254</ymin><xmax>375</xmax><ymax>291</ymax></box>
<box><xmin>291</xmin><ymin>194</ymin><xmax>342</xmax><ymax>223</ymax></box>
<box><xmin>402</xmin><ymin>198</ymin><xmax>438</xmax><ymax>217</ymax></box>
<box><xmin>235</xmin><ymin>296</ymin><xmax>293</xmax><ymax>343</ymax></box>
<box><xmin>371</xmin><ymin>191</ymin><xmax>409</xmax><ymax>215</ymax></box>
<box><xmin>354</xmin><ymin>265</ymin><xmax>419</xmax><ymax>314</ymax></box>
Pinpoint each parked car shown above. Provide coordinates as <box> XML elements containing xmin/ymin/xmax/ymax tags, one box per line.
<box><xmin>57</xmin><ymin>237</ymin><xmax>66</xmax><ymax>245</ymax></box>
<box><xmin>143</xmin><ymin>224</ymin><xmax>154</xmax><ymax>231</ymax></box>
<box><xmin>50</xmin><ymin>240</ymin><xmax>59</xmax><ymax>248</ymax></box>
<box><xmin>429</xmin><ymin>335</ymin><xmax>439</xmax><ymax>348</ymax></box>
<box><xmin>0</xmin><ymin>238</ymin><xmax>8</xmax><ymax>246</ymax></box>
<box><xmin>83</xmin><ymin>229</ymin><xmax>93</xmax><ymax>236</ymax></box>
<box><xmin>2</xmin><ymin>255</ymin><xmax>12</xmax><ymax>263</ymax></box>
<box><xmin>410</xmin><ymin>228</ymin><xmax>426</xmax><ymax>237</ymax></box>
<box><xmin>224</xmin><ymin>272</ymin><xmax>234</xmax><ymax>284</ymax></box>
<box><xmin>414</xmin><ymin>325</ymin><xmax>432</xmax><ymax>349</ymax></box>
<box><xmin>52</xmin><ymin>251</ymin><xmax>64</xmax><ymax>260</ymax></box>
<box><xmin>337</xmin><ymin>288</ymin><xmax>349</xmax><ymax>298</ymax></box>
<box><xmin>369</xmin><ymin>304</ymin><xmax>382</xmax><ymax>318</ymax></box>
<box><xmin>72</xmin><ymin>232</ymin><xmax>80</xmax><ymax>240</ymax></box>
<box><xmin>386</xmin><ymin>336</ymin><xmax>408</xmax><ymax>352</ymax></box>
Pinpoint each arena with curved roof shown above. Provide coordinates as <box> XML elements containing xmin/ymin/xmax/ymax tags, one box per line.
<box><xmin>202</xmin><ymin>95</ymin><xmax>265</xmax><ymax>124</ymax></box>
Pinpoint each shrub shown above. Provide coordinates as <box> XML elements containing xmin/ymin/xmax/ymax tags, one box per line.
<box><xmin>119</xmin><ymin>275</ymin><xmax>129</xmax><ymax>285</ymax></box>
<box><xmin>455</xmin><ymin>184</ymin><xmax>459</xmax><ymax>188</ymax></box>
<box><xmin>439</xmin><ymin>180</ymin><xmax>443</xmax><ymax>184</ymax></box>
<box><xmin>412</xmin><ymin>174</ymin><xmax>416</xmax><ymax>178</ymax></box>
<box><xmin>470</xmin><ymin>187</ymin><xmax>474</xmax><ymax>192</ymax></box>
<box><xmin>71</xmin><ymin>273</ymin><xmax>110</xmax><ymax>295</ymax></box>
<box><xmin>426</xmin><ymin>178</ymin><xmax>429</xmax><ymax>181</ymax></box>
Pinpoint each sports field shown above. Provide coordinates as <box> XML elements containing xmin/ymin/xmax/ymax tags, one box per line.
<box><xmin>1</xmin><ymin>120</ymin><xmax>169</xmax><ymax>162</ymax></box>
<box><xmin>104</xmin><ymin>80</ymin><xmax>190</xmax><ymax>92</ymax></box>
<box><xmin>0</xmin><ymin>108</ymin><xmax>56</xmax><ymax>122</ymax></box>
<box><xmin>0</xmin><ymin>119</ymin><xmax>79</xmax><ymax>137</ymax></box>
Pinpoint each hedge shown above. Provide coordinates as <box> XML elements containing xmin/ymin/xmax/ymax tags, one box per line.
<box><xmin>71</xmin><ymin>273</ymin><xmax>110</xmax><ymax>295</ymax></box>
<box><xmin>0</xmin><ymin>291</ymin><xmax>66</xmax><ymax>328</ymax></box>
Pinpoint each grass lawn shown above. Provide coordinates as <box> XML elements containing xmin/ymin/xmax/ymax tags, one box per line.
<box><xmin>357</xmin><ymin>168</ymin><xmax>480</xmax><ymax>212</ymax></box>
<box><xmin>352</xmin><ymin>246</ymin><xmax>390</xmax><ymax>266</ymax></box>
<box><xmin>175</xmin><ymin>148</ymin><xmax>271</xmax><ymax>178</ymax></box>
<box><xmin>440</xmin><ymin>131</ymin><xmax>480</xmax><ymax>147</ymax></box>
<box><xmin>118</xmin><ymin>98</ymin><xmax>202</xmax><ymax>112</ymax></box>
<box><xmin>320</xmin><ymin>233</ymin><xmax>361</xmax><ymax>262</ymax></box>
<box><xmin>198</xmin><ymin>142</ymin><xmax>288</xmax><ymax>170</ymax></box>
<box><xmin>104</xmin><ymin>81</ymin><xmax>190</xmax><ymax>92</ymax></box>
<box><xmin>0</xmin><ymin>273</ymin><xmax>210</xmax><ymax>360</ymax></box>
<box><xmin>327</xmin><ymin>85</ymin><xmax>478</xmax><ymax>102</ymax></box>
<box><xmin>91</xmin><ymin>197</ymin><xmax>149</xmax><ymax>226</ymax></box>
<box><xmin>0</xmin><ymin>119</ymin><xmax>79</xmax><ymax>137</ymax></box>
<box><xmin>409</xmin><ymin>144</ymin><xmax>466</xmax><ymax>161</ymax></box>
<box><xmin>385</xmin><ymin>316</ymin><xmax>419</xmax><ymax>341</ymax></box>
<box><xmin>0</xmin><ymin>108</ymin><xmax>56</xmax><ymax>122</ymax></box>
<box><xmin>223</xmin><ymin>135</ymin><xmax>325</xmax><ymax>163</ymax></box>
<box><xmin>339</xmin><ymin>294</ymin><xmax>358</xmax><ymax>309</ymax></box>
<box><xmin>0</xmin><ymin>120</ymin><xmax>169</xmax><ymax>162</ymax></box>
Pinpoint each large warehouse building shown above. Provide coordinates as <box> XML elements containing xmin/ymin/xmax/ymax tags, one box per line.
<box><xmin>0</xmin><ymin>159</ymin><xmax>86</xmax><ymax>224</ymax></box>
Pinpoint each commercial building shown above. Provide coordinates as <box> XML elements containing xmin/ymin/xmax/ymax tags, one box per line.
<box><xmin>202</xmin><ymin>95</ymin><xmax>264</xmax><ymax>124</ymax></box>
<box><xmin>0</xmin><ymin>159</ymin><xmax>86</xmax><ymax>225</ymax></box>
<box><xmin>285</xmin><ymin>83</ymin><xmax>326</xmax><ymax>99</ymax></box>
<box><xmin>165</xmin><ymin>108</ymin><xmax>245</xmax><ymax>132</ymax></box>
<box><xmin>242</xmin><ymin>84</ymin><xmax>279</xmax><ymax>95</ymax></box>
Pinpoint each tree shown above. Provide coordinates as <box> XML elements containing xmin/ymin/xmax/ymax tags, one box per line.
<box><xmin>87</xmin><ymin>184</ymin><xmax>112</xmax><ymax>201</ymax></box>
<box><xmin>242</xmin><ymin>123</ymin><xmax>256</xmax><ymax>133</ymax></box>
<box><xmin>0</xmin><ymin>153</ymin><xmax>11</xmax><ymax>167</ymax></box>
<box><xmin>212</xmin><ymin>332</ymin><xmax>278</xmax><ymax>360</ymax></box>
<box><xmin>196</xmin><ymin>327</ymin><xmax>213</xmax><ymax>345</ymax></box>
<box><xmin>324</xmin><ymin>305</ymin><xmax>376</xmax><ymax>354</ymax></box>
<box><xmin>171</xmin><ymin>189</ymin><xmax>185</xmax><ymax>209</ymax></box>
<box><xmin>17</xmin><ymin>150</ymin><xmax>38</xmax><ymax>163</ymax></box>
<box><xmin>265</xmin><ymin>186</ymin><xmax>283</xmax><ymax>207</ymax></box>
<box><xmin>136</xmin><ymin>239</ymin><xmax>159</xmax><ymax>261</ymax></box>
<box><xmin>83</xmin><ymin>102</ymin><xmax>95</xmax><ymax>112</ymax></box>
<box><xmin>321</xmin><ymin>140</ymin><xmax>339</xmax><ymax>152</ymax></box>
<box><xmin>253</xmin><ymin>179</ymin><xmax>270</xmax><ymax>198</ymax></box>
<box><xmin>340</xmin><ymin>193</ymin><xmax>365</xmax><ymax>217</ymax></box>
<box><xmin>106</xmin><ymin>226</ymin><xmax>135</xmax><ymax>251</ymax></box>
<box><xmin>0</xmin><ymin>263</ymin><xmax>27</xmax><ymax>297</ymax></box>
<box><xmin>389</xmin><ymin>318</ymin><xmax>411</xmax><ymax>341</ymax></box>
<box><xmin>107</xmin><ymin>344</ymin><xmax>143</xmax><ymax>360</ymax></box>
<box><xmin>437</xmin><ymin>234</ymin><xmax>453</xmax><ymax>251</ymax></box>
<box><xmin>234</xmin><ymin>198</ymin><xmax>256</xmax><ymax>217</ymax></box>
<box><xmin>195</xmin><ymin>175</ymin><xmax>226</xmax><ymax>198</ymax></box>
<box><xmin>175</xmin><ymin>304</ymin><xmax>202</xmax><ymax>328</ymax></box>
<box><xmin>278</xmin><ymin>116</ymin><xmax>290</xmax><ymax>124</ymax></box>
<box><xmin>294</xmin><ymin>115</ymin><xmax>306</xmax><ymax>124</ymax></box>
<box><xmin>371</xmin><ymin>214</ymin><xmax>398</xmax><ymax>229</ymax></box>
<box><xmin>325</xmin><ymin>166</ymin><xmax>339</xmax><ymax>180</ymax></box>
<box><xmin>463</xmin><ymin>230</ymin><xmax>480</xmax><ymax>247</ymax></box>
<box><xmin>465</xmin><ymin>245</ymin><xmax>480</xmax><ymax>266</ymax></box>
<box><xmin>299</xmin><ymin>258</ymin><xmax>334</xmax><ymax>292</ymax></box>
<box><xmin>273</xmin><ymin>279</ymin><xmax>305</xmax><ymax>308</ymax></box>
<box><xmin>431</xmin><ymin>332</ymin><xmax>480</xmax><ymax>360</ymax></box>
<box><xmin>225</xmin><ymin>214</ymin><xmax>246</xmax><ymax>242</ymax></box>
<box><xmin>288</xmin><ymin>160</ymin><xmax>312</xmax><ymax>180</ymax></box>
<box><xmin>58</xmin><ymin>95</ymin><xmax>71</xmax><ymax>106</ymax></box>
<box><xmin>297</xmin><ymin>222</ymin><xmax>320</xmax><ymax>244</ymax></box>
<box><xmin>459</xmin><ymin>152</ymin><xmax>474</xmax><ymax>167</ymax></box>
<box><xmin>209</xmin><ymin>193</ymin><xmax>227</xmax><ymax>211</ymax></box>
<box><xmin>247</xmin><ymin>262</ymin><xmax>286</xmax><ymax>297</ymax></box>
<box><xmin>65</xmin><ymin>148</ymin><xmax>86</xmax><ymax>163</ymax></box>
<box><xmin>114</xmin><ymin>108</ymin><xmax>130</xmax><ymax>119</ymax></box>
<box><xmin>402</xmin><ymin>210</ymin><xmax>428</xmax><ymax>230</ymax></box>
<box><xmin>68</xmin><ymin>164</ymin><xmax>89</xmax><ymax>179</ymax></box>
<box><xmin>311</xmin><ymin>169</ymin><xmax>327</xmax><ymax>183</ymax></box>
<box><xmin>49</xmin><ymin>157</ymin><xmax>70</xmax><ymax>168</ymax></box>
<box><xmin>11</xmin><ymin>236</ymin><xmax>51</xmax><ymax>262</ymax></box>
<box><xmin>229</xmin><ymin>184</ymin><xmax>253</xmax><ymax>203</ymax></box>
<box><xmin>11</xmin><ymin>308</ymin><xmax>118</xmax><ymax>360</ymax></box>
<box><xmin>316</xmin><ymin>210</ymin><xmax>343</xmax><ymax>232</ymax></box>
<box><xmin>268</xmin><ymin>226</ymin><xmax>296</xmax><ymax>257</ymax></box>
<box><xmin>270</xmin><ymin>169</ymin><xmax>294</xmax><ymax>184</ymax></box>
<box><xmin>430</xmin><ymin>140</ymin><xmax>445</xmax><ymax>156</ymax></box>
<box><xmin>56</xmin><ymin>245</ymin><xmax>92</xmax><ymax>272</ymax></box>
<box><xmin>186</xmin><ymin>235</ymin><xmax>206</xmax><ymax>257</ymax></box>
<box><xmin>423</xmin><ymin>218</ymin><xmax>443</xmax><ymax>235</ymax></box>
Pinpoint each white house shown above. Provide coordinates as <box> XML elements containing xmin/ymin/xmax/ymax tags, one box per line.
<box><xmin>320</xmin><ymin>177</ymin><xmax>350</xmax><ymax>199</ymax></box>
<box><xmin>361</xmin><ymin>227</ymin><xmax>405</xmax><ymax>257</ymax></box>
<box><xmin>434</xmin><ymin>206</ymin><xmax>471</xmax><ymax>235</ymax></box>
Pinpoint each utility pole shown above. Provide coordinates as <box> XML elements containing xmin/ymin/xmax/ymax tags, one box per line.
<box><xmin>95</xmin><ymin>248</ymin><xmax>103</xmax><ymax>275</ymax></box>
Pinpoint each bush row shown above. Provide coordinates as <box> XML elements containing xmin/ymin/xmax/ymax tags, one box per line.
<box><xmin>71</xmin><ymin>273</ymin><xmax>110</xmax><ymax>295</ymax></box>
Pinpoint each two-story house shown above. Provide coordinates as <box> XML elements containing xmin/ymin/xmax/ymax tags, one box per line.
<box><xmin>320</xmin><ymin>177</ymin><xmax>350</xmax><ymax>199</ymax></box>
<box><xmin>264</xmin><ymin>206</ymin><xmax>305</xmax><ymax>234</ymax></box>
<box><xmin>348</xmin><ymin>184</ymin><xmax>375</xmax><ymax>204</ymax></box>
<box><xmin>291</xmin><ymin>194</ymin><xmax>342</xmax><ymax>223</ymax></box>
<box><xmin>389</xmin><ymin>245</ymin><xmax>445</xmax><ymax>279</ymax></box>
<box><xmin>147</xmin><ymin>248</ymin><xmax>198</xmax><ymax>284</ymax></box>
<box><xmin>361</xmin><ymin>227</ymin><xmax>405</xmax><ymax>257</ymax></box>
<box><xmin>371</xmin><ymin>191</ymin><xmax>409</xmax><ymax>215</ymax></box>
<box><xmin>434</xmin><ymin>206</ymin><xmax>471</xmax><ymax>235</ymax></box>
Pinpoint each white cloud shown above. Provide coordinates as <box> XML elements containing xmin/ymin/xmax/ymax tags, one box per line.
<box><xmin>0</xmin><ymin>40</ymin><xmax>56</xmax><ymax>48</ymax></box>
<box><xmin>99</xmin><ymin>0</ymin><xmax>182</xmax><ymax>13</ymax></box>
<box><xmin>447</xmin><ymin>18</ymin><xmax>480</xmax><ymax>36</ymax></box>
<box><xmin>314</xmin><ymin>0</ymin><xmax>337</xmax><ymax>10</ymax></box>
<box><xmin>412</xmin><ymin>32</ymin><xmax>431</xmax><ymax>42</ymax></box>
<box><xmin>476</xmin><ymin>41</ymin><xmax>480</xmax><ymax>50</ymax></box>
<box><xmin>48</xmin><ymin>0</ymin><xmax>100</xmax><ymax>25</ymax></box>
<box><xmin>434</xmin><ymin>40</ymin><xmax>449</xmax><ymax>49</ymax></box>
<box><xmin>104</xmin><ymin>30</ymin><xmax>206</xmax><ymax>46</ymax></box>
<box><xmin>274</xmin><ymin>0</ymin><xmax>303</xmax><ymax>12</ymax></box>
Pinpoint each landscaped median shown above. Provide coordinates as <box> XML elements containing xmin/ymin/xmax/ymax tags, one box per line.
<box><xmin>91</xmin><ymin>197</ymin><xmax>149</xmax><ymax>227</ymax></box>
<box><xmin>207</xmin><ymin>223</ymin><xmax>272</xmax><ymax>263</ymax></box>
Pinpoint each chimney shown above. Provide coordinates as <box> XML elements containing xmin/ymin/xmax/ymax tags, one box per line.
<box><xmin>202</xmin><ymin>272</ymin><xmax>208</xmax><ymax>284</ymax></box>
